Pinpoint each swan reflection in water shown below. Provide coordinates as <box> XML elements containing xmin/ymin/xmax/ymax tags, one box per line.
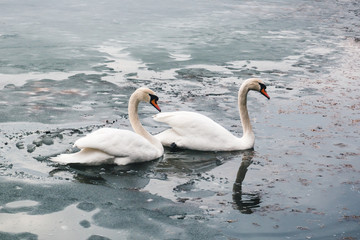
<box><xmin>49</xmin><ymin>149</ymin><xmax>261</xmax><ymax>213</ymax></box>
<box><xmin>49</xmin><ymin>158</ymin><xmax>162</xmax><ymax>188</ymax></box>
<box><xmin>232</xmin><ymin>150</ymin><xmax>261</xmax><ymax>214</ymax></box>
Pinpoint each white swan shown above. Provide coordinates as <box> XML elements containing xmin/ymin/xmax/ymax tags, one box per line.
<box><xmin>153</xmin><ymin>78</ymin><xmax>270</xmax><ymax>151</ymax></box>
<box><xmin>51</xmin><ymin>87</ymin><xmax>164</xmax><ymax>166</ymax></box>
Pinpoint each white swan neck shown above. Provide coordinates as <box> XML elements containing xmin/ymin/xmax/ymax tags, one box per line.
<box><xmin>128</xmin><ymin>92</ymin><xmax>163</xmax><ymax>152</ymax></box>
<box><xmin>238</xmin><ymin>84</ymin><xmax>254</xmax><ymax>139</ymax></box>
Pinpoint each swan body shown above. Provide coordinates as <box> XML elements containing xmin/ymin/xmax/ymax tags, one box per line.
<box><xmin>153</xmin><ymin>78</ymin><xmax>270</xmax><ymax>151</ymax></box>
<box><xmin>153</xmin><ymin>111</ymin><xmax>251</xmax><ymax>151</ymax></box>
<box><xmin>51</xmin><ymin>87</ymin><xmax>163</xmax><ymax>166</ymax></box>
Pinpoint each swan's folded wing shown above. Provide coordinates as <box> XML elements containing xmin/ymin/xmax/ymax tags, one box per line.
<box><xmin>154</xmin><ymin>111</ymin><xmax>207</xmax><ymax>126</ymax></box>
<box><xmin>154</xmin><ymin>111</ymin><xmax>228</xmax><ymax>135</ymax></box>
<box><xmin>153</xmin><ymin>111</ymin><xmax>236</xmax><ymax>145</ymax></box>
<box><xmin>154</xmin><ymin>111</ymin><xmax>206</xmax><ymax>123</ymax></box>
<box><xmin>74</xmin><ymin>128</ymin><xmax>158</xmax><ymax>158</ymax></box>
<box><xmin>154</xmin><ymin>111</ymin><xmax>243</xmax><ymax>151</ymax></box>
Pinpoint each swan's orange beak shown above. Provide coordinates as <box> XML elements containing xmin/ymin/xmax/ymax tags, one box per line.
<box><xmin>260</xmin><ymin>88</ymin><xmax>270</xmax><ymax>99</ymax></box>
<box><xmin>150</xmin><ymin>99</ymin><xmax>161</xmax><ymax>112</ymax></box>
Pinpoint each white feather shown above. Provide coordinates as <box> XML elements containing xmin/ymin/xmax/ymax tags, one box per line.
<box><xmin>153</xmin><ymin>78</ymin><xmax>269</xmax><ymax>151</ymax></box>
<box><xmin>51</xmin><ymin>87</ymin><xmax>163</xmax><ymax>166</ymax></box>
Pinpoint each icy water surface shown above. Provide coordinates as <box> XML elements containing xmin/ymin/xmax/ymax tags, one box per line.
<box><xmin>1</xmin><ymin>0</ymin><xmax>360</xmax><ymax>239</ymax></box>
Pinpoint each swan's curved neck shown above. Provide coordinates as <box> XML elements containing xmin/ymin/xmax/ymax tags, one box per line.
<box><xmin>238</xmin><ymin>85</ymin><xmax>254</xmax><ymax>138</ymax></box>
<box><xmin>128</xmin><ymin>93</ymin><xmax>163</xmax><ymax>152</ymax></box>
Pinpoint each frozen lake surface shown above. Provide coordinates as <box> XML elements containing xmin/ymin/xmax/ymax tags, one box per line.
<box><xmin>1</xmin><ymin>0</ymin><xmax>360</xmax><ymax>239</ymax></box>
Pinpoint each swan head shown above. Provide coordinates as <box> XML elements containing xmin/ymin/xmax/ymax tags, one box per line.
<box><xmin>135</xmin><ymin>87</ymin><xmax>161</xmax><ymax>112</ymax></box>
<box><xmin>244</xmin><ymin>78</ymin><xmax>270</xmax><ymax>99</ymax></box>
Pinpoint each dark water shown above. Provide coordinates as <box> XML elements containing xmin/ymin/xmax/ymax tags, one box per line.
<box><xmin>1</xmin><ymin>0</ymin><xmax>360</xmax><ymax>239</ymax></box>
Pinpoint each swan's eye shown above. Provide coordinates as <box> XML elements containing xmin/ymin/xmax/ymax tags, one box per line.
<box><xmin>149</xmin><ymin>94</ymin><xmax>159</xmax><ymax>102</ymax></box>
<box><xmin>259</xmin><ymin>83</ymin><xmax>266</xmax><ymax>90</ymax></box>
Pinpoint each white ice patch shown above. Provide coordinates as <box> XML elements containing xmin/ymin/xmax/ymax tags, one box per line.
<box><xmin>4</xmin><ymin>200</ymin><xmax>39</xmax><ymax>208</ymax></box>
<box><xmin>169</xmin><ymin>52</ymin><xmax>192</xmax><ymax>61</ymax></box>
<box><xmin>95</xmin><ymin>40</ymin><xmax>179</xmax><ymax>84</ymax></box>
<box><xmin>0</xmin><ymin>71</ymin><xmax>94</xmax><ymax>89</ymax></box>
<box><xmin>227</xmin><ymin>56</ymin><xmax>303</xmax><ymax>73</ymax></box>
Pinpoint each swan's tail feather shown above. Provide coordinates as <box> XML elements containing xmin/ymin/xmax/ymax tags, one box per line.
<box><xmin>51</xmin><ymin>153</ymin><xmax>76</xmax><ymax>165</ymax></box>
<box><xmin>50</xmin><ymin>148</ymin><xmax>114</xmax><ymax>166</ymax></box>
